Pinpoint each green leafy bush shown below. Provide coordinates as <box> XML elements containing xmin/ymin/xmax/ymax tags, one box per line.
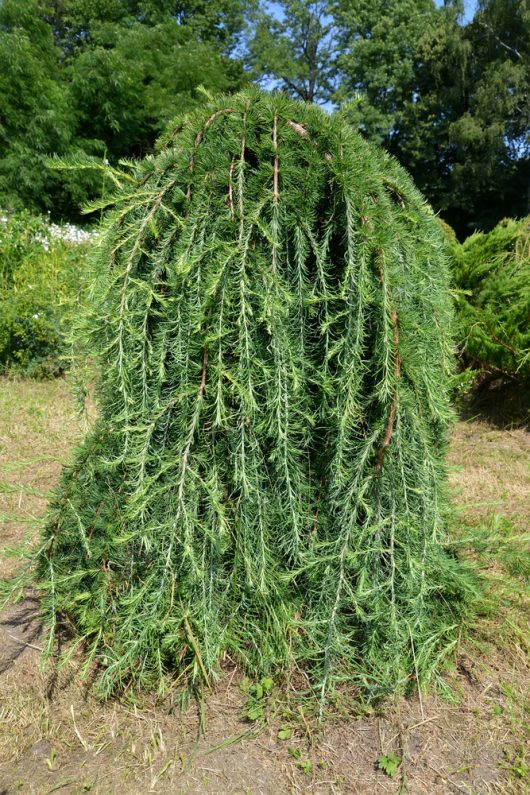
<box><xmin>0</xmin><ymin>211</ymin><xmax>89</xmax><ymax>376</ymax></box>
<box><xmin>451</xmin><ymin>217</ymin><xmax>530</xmax><ymax>385</ymax></box>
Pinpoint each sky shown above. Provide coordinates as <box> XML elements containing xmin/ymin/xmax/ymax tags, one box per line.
<box><xmin>263</xmin><ymin>1</ymin><xmax>480</xmax><ymax>109</ymax></box>
<box><xmin>436</xmin><ymin>0</ymin><xmax>478</xmax><ymax>23</ymax></box>
<box><xmin>269</xmin><ymin>1</ymin><xmax>479</xmax><ymax>25</ymax></box>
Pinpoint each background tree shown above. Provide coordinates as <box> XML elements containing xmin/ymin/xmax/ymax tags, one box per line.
<box><xmin>0</xmin><ymin>0</ymin><xmax>80</xmax><ymax>214</ymax></box>
<box><xmin>0</xmin><ymin>0</ymin><xmax>250</xmax><ymax>218</ymax></box>
<box><xmin>447</xmin><ymin>0</ymin><xmax>530</xmax><ymax>232</ymax></box>
<box><xmin>246</xmin><ymin>0</ymin><xmax>336</xmax><ymax>103</ymax></box>
<box><xmin>1</xmin><ymin>0</ymin><xmax>528</xmax><ymax>232</ymax></box>
<box><xmin>69</xmin><ymin>19</ymin><xmax>239</xmax><ymax>159</ymax></box>
<box><xmin>44</xmin><ymin>1</ymin><xmax>250</xmax><ymax>53</ymax></box>
<box><xmin>333</xmin><ymin>0</ymin><xmax>440</xmax><ymax>144</ymax></box>
<box><xmin>334</xmin><ymin>0</ymin><xmax>530</xmax><ymax>237</ymax></box>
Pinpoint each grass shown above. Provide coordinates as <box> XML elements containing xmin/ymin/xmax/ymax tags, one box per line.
<box><xmin>448</xmin><ymin>421</ymin><xmax>529</xmax><ymax>659</ymax></box>
<box><xmin>0</xmin><ymin>378</ymin><xmax>85</xmax><ymax>581</ymax></box>
<box><xmin>0</xmin><ymin>375</ymin><xmax>528</xmax><ymax>794</ymax></box>
<box><xmin>449</xmin><ymin>421</ymin><xmax>530</xmax><ymax>531</ymax></box>
<box><xmin>447</xmin><ymin>419</ymin><xmax>530</xmax><ymax>794</ymax></box>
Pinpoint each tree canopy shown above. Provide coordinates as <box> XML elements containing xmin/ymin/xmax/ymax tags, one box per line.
<box><xmin>246</xmin><ymin>0</ymin><xmax>335</xmax><ymax>103</ymax></box>
<box><xmin>246</xmin><ymin>0</ymin><xmax>529</xmax><ymax>235</ymax></box>
<box><xmin>0</xmin><ymin>0</ymin><xmax>528</xmax><ymax>233</ymax></box>
<box><xmin>0</xmin><ymin>0</ymin><xmax>249</xmax><ymax>218</ymax></box>
<box><xmin>333</xmin><ymin>0</ymin><xmax>530</xmax><ymax>236</ymax></box>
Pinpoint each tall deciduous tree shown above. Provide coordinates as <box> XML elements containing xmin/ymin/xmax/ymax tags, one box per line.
<box><xmin>334</xmin><ymin>0</ymin><xmax>530</xmax><ymax>236</ymax></box>
<box><xmin>0</xmin><ymin>0</ymin><xmax>250</xmax><ymax>218</ymax></box>
<box><xmin>69</xmin><ymin>20</ymin><xmax>241</xmax><ymax>159</ymax></box>
<box><xmin>0</xmin><ymin>0</ymin><xmax>97</xmax><ymax>215</ymax></box>
<box><xmin>45</xmin><ymin>1</ymin><xmax>250</xmax><ymax>53</ymax></box>
<box><xmin>333</xmin><ymin>0</ymin><xmax>440</xmax><ymax>142</ymax></box>
<box><xmin>246</xmin><ymin>1</ymin><xmax>336</xmax><ymax>103</ymax></box>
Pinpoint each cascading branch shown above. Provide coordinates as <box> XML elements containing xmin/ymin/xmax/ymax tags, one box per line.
<box><xmin>37</xmin><ymin>89</ymin><xmax>476</xmax><ymax>705</ymax></box>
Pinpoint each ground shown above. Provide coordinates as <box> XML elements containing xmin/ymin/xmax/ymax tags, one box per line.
<box><xmin>0</xmin><ymin>377</ymin><xmax>528</xmax><ymax>795</ymax></box>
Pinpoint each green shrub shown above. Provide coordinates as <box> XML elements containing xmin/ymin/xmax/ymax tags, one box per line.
<box><xmin>0</xmin><ymin>211</ymin><xmax>89</xmax><ymax>376</ymax></box>
<box><xmin>0</xmin><ymin>209</ymin><xmax>50</xmax><ymax>284</ymax></box>
<box><xmin>28</xmin><ymin>90</ymin><xmax>477</xmax><ymax>708</ymax></box>
<box><xmin>451</xmin><ymin>217</ymin><xmax>530</xmax><ymax>385</ymax></box>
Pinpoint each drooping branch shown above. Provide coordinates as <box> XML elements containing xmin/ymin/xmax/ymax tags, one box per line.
<box><xmin>228</xmin><ymin>156</ymin><xmax>236</xmax><ymax>221</ymax></box>
<box><xmin>238</xmin><ymin>110</ymin><xmax>247</xmax><ymax>228</ymax></box>
<box><xmin>375</xmin><ymin>309</ymin><xmax>401</xmax><ymax>472</ymax></box>
<box><xmin>375</xmin><ymin>262</ymin><xmax>401</xmax><ymax>473</ymax></box>
<box><xmin>186</xmin><ymin>108</ymin><xmax>234</xmax><ymax>202</ymax></box>
<box><xmin>357</xmin><ymin>219</ymin><xmax>402</xmax><ymax>473</ymax></box>
<box><xmin>116</xmin><ymin>178</ymin><xmax>177</xmax><ymax>430</ymax></box>
<box><xmin>273</xmin><ymin>111</ymin><xmax>279</xmax><ymax>205</ymax></box>
<box><xmin>199</xmin><ymin>344</ymin><xmax>209</xmax><ymax>398</ymax></box>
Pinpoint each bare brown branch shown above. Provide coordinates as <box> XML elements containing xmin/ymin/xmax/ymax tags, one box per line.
<box><xmin>287</xmin><ymin>120</ymin><xmax>309</xmax><ymax>138</ymax></box>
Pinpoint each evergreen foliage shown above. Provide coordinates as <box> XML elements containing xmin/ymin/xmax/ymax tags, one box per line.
<box><xmin>451</xmin><ymin>216</ymin><xmax>530</xmax><ymax>383</ymax></box>
<box><xmin>35</xmin><ymin>90</ymin><xmax>475</xmax><ymax>706</ymax></box>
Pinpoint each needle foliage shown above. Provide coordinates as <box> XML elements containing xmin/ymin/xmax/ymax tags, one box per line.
<box><xmin>35</xmin><ymin>89</ymin><xmax>476</xmax><ymax>706</ymax></box>
<box><xmin>451</xmin><ymin>216</ymin><xmax>530</xmax><ymax>384</ymax></box>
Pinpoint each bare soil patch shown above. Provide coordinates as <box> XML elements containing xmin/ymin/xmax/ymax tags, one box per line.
<box><xmin>0</xmin><ymin>377</ymin><xmax>528</xmax><ymax>794</ymax></box>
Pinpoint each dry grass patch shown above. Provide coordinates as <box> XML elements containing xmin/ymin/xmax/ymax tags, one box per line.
<box><xmin>0</xmin><ymin>377</ymin><xmax>84</xmax><ymax>580</ymax></box>
<box><xmin>0</xmin><ymin>377</ymin><xmax>528</xmax><ymax>794</ymax></box>
<box><xmin>449</xmin><ymin>420</ymin><xmax>530</xmax><ymax>530</ymax></box>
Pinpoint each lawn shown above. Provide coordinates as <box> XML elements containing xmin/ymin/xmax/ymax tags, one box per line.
<box><xmin>0</xmin><ymin>376</ymin><xmax>528</xmax><ymax>794</ymax></box>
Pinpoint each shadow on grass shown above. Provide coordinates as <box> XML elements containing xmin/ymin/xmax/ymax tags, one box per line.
<box><xmin>0</xmin><ymin>595</ymin><xmax>41</xmax><ymax>675</ymax></box>
<box><xmin>458</xmin><ymin>378</ymin><xmax>530</xmax><ymax>430</ymax></box>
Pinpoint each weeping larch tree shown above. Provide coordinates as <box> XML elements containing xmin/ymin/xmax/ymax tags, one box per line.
<box><xmin>35</xmin><ymin>89</ymin><xmax>476</xmax><ymax>707</ymax></box>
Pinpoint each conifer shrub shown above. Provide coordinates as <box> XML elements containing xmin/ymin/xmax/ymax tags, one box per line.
<box><xmin>34</xmin><ymin>90</ymin><xmax>476</xmax><ymax>706</ymax></box>
<box><xmin>451</xmin><ymin>217</ymin><xmax>530</xmax><ymax>385</ymax></box>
